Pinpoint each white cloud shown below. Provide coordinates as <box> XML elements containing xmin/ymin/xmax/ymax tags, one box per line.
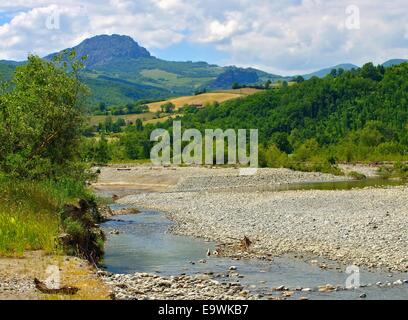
<box><xmin>0</xmin><ymin>0</ymin><xmax>407</xmax><ymax>74</ymax></box>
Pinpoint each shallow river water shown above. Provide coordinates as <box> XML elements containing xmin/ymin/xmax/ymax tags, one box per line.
<box><xmin>102</xmin><ymin>206</ymin><xmax>408</xmax><ymax>300</ymax></box>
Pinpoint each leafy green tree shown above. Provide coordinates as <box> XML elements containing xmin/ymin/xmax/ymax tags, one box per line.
<box><xmin>160</xmin><ymin>102</ymin><xmax>176</xmax><ymax>113</ymax></box>
<box><xmin>232</xmin><ymin>82</ymin><xmax>240</xmax><ymax>90</ymax></box>
<box><xmin>361</xmin><ymin>63</ymin><xmax>383</xmax><ymax>81</ymax></box>
<box><xmin>99</xmin><ymin>102</ymin><xmax>107</xmax><ymax>113</ymax></box>
<box><xmin>294</xmin><ymin>76</ymin><xmax>305</xmax><ymax>83</ymax></box>
<box><xmin>0</xmin><ymin>54</ymin><xmax>88</xmax><ymax>179</ymax></box>
<box><xmin>94</xmin><ymin>134</ymin><xmax>111</xmax><ymax>164</ymax></box>
<box><xmin>135</xmin><ymin>119</ymin><xmax>144</xmax><ymax>131</ymax></box>
<box><xmin>330</xmin><ymin>69</ymin><xmax>338</xmax><ymax>78</ymax></box>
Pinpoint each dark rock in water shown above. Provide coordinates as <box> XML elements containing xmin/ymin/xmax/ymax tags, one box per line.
<box><xmin>110</xmin><ymin>229</ymin><xmax>120</xmax><ymax>235</ymax></box>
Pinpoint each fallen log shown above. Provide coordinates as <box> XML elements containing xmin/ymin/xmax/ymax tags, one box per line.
<box><xmin>34</xmin><ymin>278</ymin><xmax>80</xmax><ymax>295</ymax></box>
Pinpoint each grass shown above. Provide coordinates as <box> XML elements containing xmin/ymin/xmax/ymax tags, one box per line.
<box><xmin>146</xmin><ymin>89</ymin><xmax>259</xmax><ymax>112</ymax></box>
<box><xmin>378</xmin><ymin>162</ymin><xmax>408</xmax><ymax>180</ymax></box>
<box><xmin>89</xmin><ymin>112</ymin><xmax>156</xmax><ymax>126</ymax></box>
<box><xmin>0</xmin><ymin>177</ymin><xmax>93</xmax><ymax>257</ymax></box>
<box><xmin>347</xmin><ymin>171</ymin><xmax>367</xmax><ymax>180</ymax></box>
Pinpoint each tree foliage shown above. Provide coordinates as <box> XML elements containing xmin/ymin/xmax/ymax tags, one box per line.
<box><xmin>0</xmin><ymin>54</ymin><xmax>89</xmax><ymax>179</ymax></box>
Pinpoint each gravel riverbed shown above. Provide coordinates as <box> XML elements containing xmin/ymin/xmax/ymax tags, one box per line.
<box><xmin>117</xmin><ymin>168</ymin><xmax>408</xmax><ymax>273</ymax></box>
<box><xmin>99</xmin><ymin>271</ymin><xmax>260</xmax><ymax>300</ymax></box>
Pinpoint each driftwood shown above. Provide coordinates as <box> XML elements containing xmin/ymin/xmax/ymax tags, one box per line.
<box><xmin>241</xmin><ymin>236</ymin><xmax>252</xmax><ymax>250</ymax></box>
<box><xmin>34</xmin><ymin>278</ymin><xmax>80</xmax><ymax>295</ymax></box>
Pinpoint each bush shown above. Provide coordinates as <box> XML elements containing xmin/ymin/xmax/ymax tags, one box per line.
<box><xmin>0</xmin><ymin>54</ymin><xmax>88</xmax><ymax>180</ymax></box>
<box><xmin>348</xmin><ymin>171</ymin><xmax>367</xmax><ymax>180</ymax></box>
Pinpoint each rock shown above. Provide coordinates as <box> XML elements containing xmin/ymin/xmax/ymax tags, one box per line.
<box><xmin>239</xmin><ymin>290</ymin><xmax>249</xmax><ymax>297</ymax></box>
<box><xmin>302</xmin><ymin>288</ymin><xmax>312</xmax><ymax>292</ymax></box>
<box><xmin>282</xmin><ymin>291</ymin><xmax>294</xmax><ymax>298</ymax></box>
<box><xmin>229</xmin><ymin>266</ymin><xmax>237</xmax><ymax>271</ymax></box>
<box><xmin>359</xmin><ymin>293</ymin><xmax>367</xmax><ymax>299</ymax></box>
<box><xmin>393</xmin><ymin>280</ymin><xmax>403</xmax><ymax>286</ymax></box>
<box><xmin>111</xmin><ymin>208</ymin><xmax>140</xmax><ymax>215</ymax></box>
<box><xmin>318</xmin><ymin>284</ymin><xmax>336</xmax><ymax>292</ymax></box>
<box><xmin>275</xmin><ymin>285</ymin><xmax>286</xmax><ymax>291</ymax></box>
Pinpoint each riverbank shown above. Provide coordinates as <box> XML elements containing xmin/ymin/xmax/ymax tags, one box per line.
<box><xmin>93</xmin><ymin>165</ymin><xmax>354</xmax><ymax>196</ymax></box>
<box><xmin>0</xmin><ymin>251</ymin><xmax>111</xmax><ymax>300</ymax></box>
<box><xmin>111</xmin><ymin>166</ymin><xmax>408</xmax><ymax>272</ymax></box>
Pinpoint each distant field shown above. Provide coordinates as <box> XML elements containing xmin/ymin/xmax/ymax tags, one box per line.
<box><xmin>89</xmin><ymin>88</ymin><xmax>263</xmax><ymax>126</ymax></box>
<box><xmin>217</xmin><ymin>88</ymin><xmax>263</xmax><ymax>95</ymax></box>
<box><xmin>89</xmin><ymin>112</ymin><xmax>156</xmax><ymax>126</ymax></box>
<box><xmin>144</xmin><ymin>115</ymin><xmax>176</xmax><ymax>125</ymax></box>
<box><xmin>147</xmin><ymin>88</ymin><xmax>262</xmax><ymax>112</ymax></box>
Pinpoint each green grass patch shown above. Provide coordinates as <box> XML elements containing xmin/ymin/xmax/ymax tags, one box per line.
<box><xmin>0</xmin><ymin>177</ymin><xmax>94</xmax><ymax>257</ymax></box>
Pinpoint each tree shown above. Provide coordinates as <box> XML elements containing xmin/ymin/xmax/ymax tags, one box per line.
<box><xmin>161</xmin><ymin>102</ymin><xmax>176</xmax><ymax>113</ymax></box>
<box><xmin>94</xmin><ymin>134</ymin><xmax>111</xmax><ymax>164</ymax></box>
<box><xmin>294</xmin><ymin>76</ymin><xmax>305</xmax><ymax>83</ymax></box>
<box><xmin>99</xmin><ymin>102</ymin><xmax>107</xmax><ymax>113</ymax></box>
<box><xmin>330</xmin><ymin>69</ymin><xmax>338</xmax><ymax>78</ymax></box>
<box><xmin>361</xmin><ymin>63</ymin><xmax>383</xmax><ymax>81</ymax></box>
<box><xmin>135</xmin><ymin>119</ymin><xmax>144</xmax><ymax>131</ymax></box>
<box><xmin>0</xmin><ymin>53</ymin><xmax>89</xmax><ymax>179</ymax></box>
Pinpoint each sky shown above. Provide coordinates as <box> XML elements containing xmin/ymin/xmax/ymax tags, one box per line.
<box><xmin>0</xmin><ymin>0</ymin><xmax>407</xmax><ymax>75</ymax></box>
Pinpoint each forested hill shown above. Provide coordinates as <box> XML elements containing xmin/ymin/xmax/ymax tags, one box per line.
<box><xmin>174</xmin><ymin>62</ymin><xmax>408</xmax><ymax>163</ymax></box>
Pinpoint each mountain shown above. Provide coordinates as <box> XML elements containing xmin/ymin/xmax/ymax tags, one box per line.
<box><xmin>208</xmin><ymin>66</ymin><xmax>288</xmax><ymax>89</ymax></box>
<box><xmin>302</xmin><ymin>63</ymin><xmax>358</xmax><ymax>80</ymax></box>
<box><xmin>45</xmin><ymin>34</ymin><xmax>151</xmax><ymax>68</ymax></box>
<box><xmin>382</xmin><ymin>59</ymin><xmax>408</xmax><ymax>68</ymax></box>
<box><xmin>40</xmin><ymin>34</ymin><xmax>284</xmax><ymax>107</ymax></box>
<box><xmin>2</xmin><ymin>34</ymin><xmax>406</xmax><ymax>109</ymax></box>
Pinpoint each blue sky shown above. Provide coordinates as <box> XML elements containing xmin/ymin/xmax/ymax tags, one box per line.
<box><xmin>0</xmin><ymin>10</ymin><xmax>17</xmax><ymax>25</ymax></box>
<box><xmin>0</xmin><ymin>1</ymin><xmax>407</xmax><ymax>75</ymax></box>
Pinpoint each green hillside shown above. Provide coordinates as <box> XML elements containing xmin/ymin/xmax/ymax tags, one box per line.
<box><xmin>0</xmin><ymin>63</ymin><xmax>16</xmax><ymax>82</ymax></box>
<box><xmin>158</xmin><ymin>62</ymin><xmax>408</xmax><ymax>165</ymax></box>
<box><xmin>40</xmin><ymin>35</ymin><xmax>284</xmax><ymax>108</ymax></box>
